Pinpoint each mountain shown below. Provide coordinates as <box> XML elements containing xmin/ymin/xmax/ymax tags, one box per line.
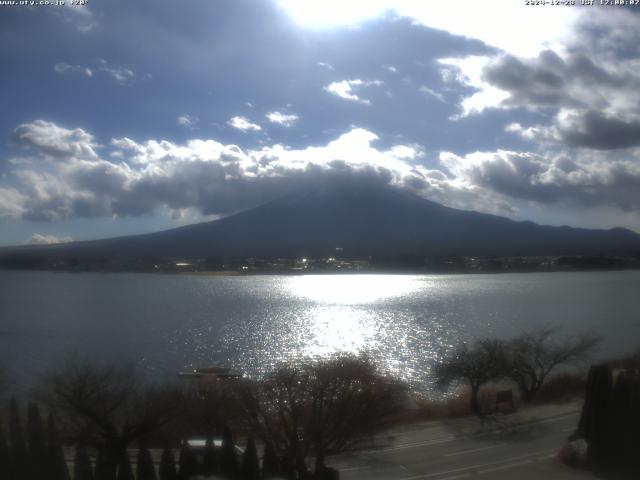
<box><xmin>3</xmin><ymin>184</ymin><xmax>640</xmax><ymax>259</ymax></box>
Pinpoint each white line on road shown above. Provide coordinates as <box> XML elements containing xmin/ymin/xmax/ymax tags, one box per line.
<box><xmin>377</xmin><ymin>436</ymin><xmax>455</xmax><ymax>452</ymax></box>
<box><xmin>478</xmin><ymin>459</ymin><xmax>533</xmax><ymax>474</ymax></box>
<box><xmin>398</xmin><ymin>449</ymin><xmax>557</xmax><ymax>480</ymax></box>
<box><xmin>438</xmin><ymin>474</ymin><xmax>471</xmax><ymax>480</ymax></box>
<box><xmin>443</xmin><ymin>443</ymin><xmax>504</xmax><ymax>457</ymax></box>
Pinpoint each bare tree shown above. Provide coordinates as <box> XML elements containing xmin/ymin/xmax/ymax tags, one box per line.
<box><xmin>434</xmin><ymin>339</ymin><xmax>508</xmax><ymax>415</ymax></box>
<box><xmin>505</xmin><ymin>327</ymin><xmax>600</xmax><ymax>402</ymax></box>
<box><xmin>235</xmin><ymin>355</ymin><xmax>407</xmax><ymax>477</ymax></box>
<box><xmin>38</xmin><ymin>357</ymin><xmax>184</xmax><ymax>477</ymax></box>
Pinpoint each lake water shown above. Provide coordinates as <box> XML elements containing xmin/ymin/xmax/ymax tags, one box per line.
<box><xmin>0</xmin><ymin>270</ymin><xmax>639</xmax><ymax>391</ymax></box>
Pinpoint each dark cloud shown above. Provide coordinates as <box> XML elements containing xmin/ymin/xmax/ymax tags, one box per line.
<box><xmin>559</xmin><ymin>111</ymin><xmax>640</xmax><ymax>150</ymax></box>
<box><xmin>442</xmin><ymin>150</ymin><xmax>640</xmax><ymax>211</ymax></box>
<box><xmin>5</xmin><ymin>121</ymin><xmax>491</xmax><ymax>221</ymax></box>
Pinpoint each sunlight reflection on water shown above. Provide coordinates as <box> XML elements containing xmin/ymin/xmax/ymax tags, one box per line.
<box><xmin>2</xmin><ymin>270</ymin><xmax>639</xmax><ymax>392</ymax></box>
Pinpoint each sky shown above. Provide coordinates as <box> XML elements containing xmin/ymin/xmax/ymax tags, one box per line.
<box><xmin>1</xmin><ymin>0</ymin><xmax>640</xmax><ymax>246</ymax></box>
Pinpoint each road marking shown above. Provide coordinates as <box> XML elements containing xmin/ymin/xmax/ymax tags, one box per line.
<box><xmin>478</xmin><ymin>459</ymin><xmax>533</xmax><ymax>474</ymax></box>
<box><xmin>398</xmin><ymin>449</ymin><xmax>557</xmax><ymax>480</ymax></box>
<box><xmin>438</xmin><ymin>474</ymin><xmax>471</xmax><ymax>480</ymax></box>
<box><xmin>377</xmin><ymin>436</ymin><xmax>455</xmax><ymax>452</ymax></box>
<box><xmin>339</xmin><ymin>465</ymin><xmax>370</xmax><ymax>472</ymax></box>
<box><xmin>443</xmin><ymin>443</ymin><xmax>504</xmax><ymax>457</ymax></box>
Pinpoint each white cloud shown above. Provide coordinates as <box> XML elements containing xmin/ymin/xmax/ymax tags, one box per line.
<box><xmin>227</xmin><ymin>116</ymin><xmax>262</xmax><ymax>132</ymax></box>
<box><xmin>97</xmin><ymin>59</ymin><xmax>135</xmax><ymax>84</ymax></box>
<box><xmin>317</xmin><ymin>61</ymin><xmax>334</xmax><ymax>70</ymax></box>
<box><xmin>5</xmin><ymin>120</ymin><xmax>640</xmax><ymax>229</ymax></box>
<box><xmin>177</xmin><ymin>115</ymin><xmax>198</xmax><ymax>128</ymax></box>
<box><xmin>1</xmin><ymin>120</ymin><xmax>495</xmax><ymax>222</ymax></box>
<box><xmin>278</xmin><ymin>0</ymin><xmax>581</xmax><ymax>57</ymax></box>
<box><xmin>324</xmin><ymin>79</ymin><xmax>383</xmax><ymax>105</ymax></box>
<box><xmin>419</xmin><ymin>86</ymin><xmax>444</xmax><ymax>103</ymax></box>
<box><xmin>54</xmin><ymin>63</ymin><xmax>93</xmax><ymax>78</ymax></box>
<box><xmin>438</xmin><ymin>56</ymin><xmax>509</xmax><ymax>118</ymax></box>
<box><xmin>266</xmin><ymin>111</ymin><xmax>299</xmax><ymax>127</ymax></box>
<box><xmin>25</xmin><ymin>234</ymin><xmax>73</xmax><ymax>245</ymax></box>
<box><xmin>12</xmin><ymin>120</ymin><xmax>99</xmax><ymax>160</ymax></box>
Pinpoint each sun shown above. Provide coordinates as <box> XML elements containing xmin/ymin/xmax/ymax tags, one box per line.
<box><xmin>276</xmin><ymin>0</ymin><xmax>394</xmax><ymax>29</ymax></box>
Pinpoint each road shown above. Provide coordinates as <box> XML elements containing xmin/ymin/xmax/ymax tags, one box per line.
<box><xmin>329</xmin><ymin>404</ymin><xmax>597</xmax><ymax>480</ymax></box>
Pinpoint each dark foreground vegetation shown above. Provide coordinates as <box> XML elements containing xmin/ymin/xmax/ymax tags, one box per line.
<box><xmin>567</xmin><ymin>352</ymin><xmax>640</xmax><ymax>478</ymax></box>
<box><xmin>0</xmin><ymin>328</ymin><xmax>629</xmax><ymax>479</ymax></box>
<box><xmin>0</xmin><ymin>355</ymin><xmax>406</xmax><ymax>480</ymax></box>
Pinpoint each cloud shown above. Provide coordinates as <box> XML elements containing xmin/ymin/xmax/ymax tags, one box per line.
<box><xmin>324</xmin><ymin>79</ymin><xmax>383</xmax><ymax>105</ymax></box>
<box><xmin>266</xmin><ymin>111</ymin><xmax>299</xmax><ymax>127</ymax></box>
<box><xmin>317</xmin><ymin>61</ymin><xmax>334</xmax><ymax>70</ymax></box>
<box><xmin>12</xmin><ymin>120</ymin><xmax>99</xmax><ymax>160</ymax></box>
<box><xmin>97</xmin><ymin>59</ymin><xmax>135</xmax><ymax>84</ymax></box>
<box><xmin>227</xmin><ymin>116</ymin><xmax>262</xmax><ymax>132</ymax></box>
<box><xmin>419</xmin><ymin>86</ymin><xmax>444</xmax><ymax>103</ymax></box>
<box><xmin>177</xmin><ymin>115</ymin><xmax>198</xmax><ymax>128</ymax></box>
<box><xmin>0</xmin><ymin>120</ymin><xmax>505</xmax><ymax>222</ymax></box>
<box><xmin>440</xmin><ymin>148</ymin><xmax>640</xmax><ymax>211</ymax></box>
<box><xmin>54</xmin><ymin>60</ymin><xmax>138</xmax><ymax>85</ymax></box>
<box><xmin>278</xmin><ymin>0</ymin><xmax>580</xmax><ymax>57</ymax></box>
<box><xmin>24</xmin><ymin>234</ymin><xmax>73</xmax><ymax>245</ymax></box>
<box><xmin>54</xmin><ymin>62</ymin><xmax>93</xmax><ymax>77</ymax></box>
<box><xmin>438</xmin><ymin>12</ymin><xmax>640</xmax><ymax>155</ymax></box>
<box><xmin>5</xmin><ymin>119</ymin><xmax>640</xmax><ymax>229</ymax></box>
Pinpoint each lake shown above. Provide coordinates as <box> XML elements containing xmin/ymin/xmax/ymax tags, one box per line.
<box><xmin>0</xmin><ymin>270</ymin><xmax>638</xmax><ymax>392</ymax></box>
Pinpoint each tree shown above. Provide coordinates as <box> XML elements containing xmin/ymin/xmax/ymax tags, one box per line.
<box><xmin>94</xmin><ymin>449</ymin><xmax>114</xmax><ymax>480</ymax></box>
<box><xmin>261</xmin><ymin>442</ymin><xmax>279</xmax><ymax>479</ymax></box>
<box><xmin>47</xmin><ymin>414</ymin><xmax>71</xmax><ymax>480</ymax></box>
<box><xmin>0</xmin><ymin>421</ymin><xmax>10</xmax><ymax>480</ymax></box>
<box><xmin>235</xmin><ymin>355</ymin><xmax>407</xmax><ymax>478</ymax></box>
<box><xmin>116</xmin><ymin>451</ymin><xmax>134</xmax><ymax>480</ymax></box>
<box><xmin>220</xmin><ymin>423</ymin><xmax>239</xmax><ymax>478</ymax></box>
<box><xmin>435</xmin><ymin>339</ymin><xmax>508</xmax><ymax>415</ymax></box>
<box><xmin>39</xmin><ymin>357</ymin><xmax>184</xmax><ymax>476</ymax></box>
<box><xmin>159</xmin><ymin>448</ymin><xmax>177</xmax><ymax>480</ymax></box>
<box><xmin>27</xmin><ymin>403</ymin><xmax>47</xmax><ymax>480</ymax></box>
<box><xmin>241</xmin><ymin>435</ymin><xmax>260</xmax><ymax>480</ymax></box>
<box><xmin>9</xmin><ymin>398</ymin><xmax>27</xmax><ymax>480</ymax></box>
<box><xmin>506</xmin><ymin>328</ymin><xmax>600</xmax><ymax>402</ymax></box>
<box><xmin>202</xmin><ymin>437</ymin><xmax>218</xmax><ymax>477</ymax></box>
<box><xmin>177</xmin><ymin>444</ymin><xmax>196</xmax><ymax>480</ymax></box>
<box><xmin>73</xmin><ymin>444</ymin><xmax>94</xmax><ymax>480</ymax></box>
<box><xmin>136</xmin><ymin>442</ymin><xmax>157</xmax><ymax>480</ymax></box>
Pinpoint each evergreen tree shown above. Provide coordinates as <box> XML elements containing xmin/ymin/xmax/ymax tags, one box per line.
<box><xmin>177</xmin><ymin>444</ymin><xmax>197</xmax><ymax>480</ymax></box>
<box><xmin>158</xmin><ymin>448</ymin><xmax>177</xmax><ymax>480</ymax></box>
<box><xmin>202</xmin><ymin>437</ymin><xmax>217</xmax><ymax>477</ymax></box>
<box><xmin>241</xmin><ymin>435</ymin><xmax>259</xmax><ymax>480</ymax></box>
<box><xmin>261</xmin><ymin>443</ymin><xmax>279</xmax><ymax>479</ymax></box>
<box><xmin>95</xmin><ymin>449</ymin><xmax>116</xmax><ymax>480</ymax></box>
<box><xmin>116</xmin><ymin>451</ymin><xmax>134</xmax><ymax>480</ymax></box>
<box><xmin>0</xmin><ymin>421</ymin><xmax>11</xmax><ymax>480</ymax></box>
<box><xmin>610</xmin><ymin>372</ymin><xmax>631</xmax><ymax>466</ymax></box>
<box><xmin>9</xmin><ymin>398</ymin><xmax>28</xmax><ymax>480</ymax></box>
<box><xmin>279</xmin><ymin>455</ymin><xmax>295</xmax><ymax>480</ymax></box>
<box><xmin>27</xmin><ymin>403</ymin><xmax>47</xmax><ymax>479</ymax></box>
<box><xmin>581</xmin><ymin>364</ymin><xmax>613</xmax><ymax>465</ymax></box>
<box><xmin>136</xmin><ymin>442</ymin><xmax>157</xmax><ymax>480</ymax></box>
<box><xmin>220</xmin><ymin>424</ymin><xmax>238</xmax><ymax>479</ymax></box>
<box><xmin>73</xmin><ymin>444</ymin><xmax>94</xmax><ymax>480</ymax></box>
<box><xmin>47</xmin><ymin>414</ymin><xmax>71</xmax><ymax>480</ymax></box>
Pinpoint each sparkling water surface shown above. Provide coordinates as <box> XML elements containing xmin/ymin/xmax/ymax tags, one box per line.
<box><xmin>1</xmin><ymin>270</ymin><xmax>638</xmax><ymax>390</ymax></box>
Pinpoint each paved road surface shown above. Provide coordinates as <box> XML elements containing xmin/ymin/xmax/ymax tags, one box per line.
<box><xmin>330</xmin><ymin>404</ymin><xmax>596</xmax><ymax>480</ymax></box>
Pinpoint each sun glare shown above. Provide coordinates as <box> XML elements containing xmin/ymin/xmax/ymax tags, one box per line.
<box><xmin>276</xmin><ymin>0</ymin><xmax>393</xmax><ymax>29</ymax></box>
<box><xmin>286</xmin><ymin>274</ymin><xmax>421</xmax><ymax>304</ymax></box>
